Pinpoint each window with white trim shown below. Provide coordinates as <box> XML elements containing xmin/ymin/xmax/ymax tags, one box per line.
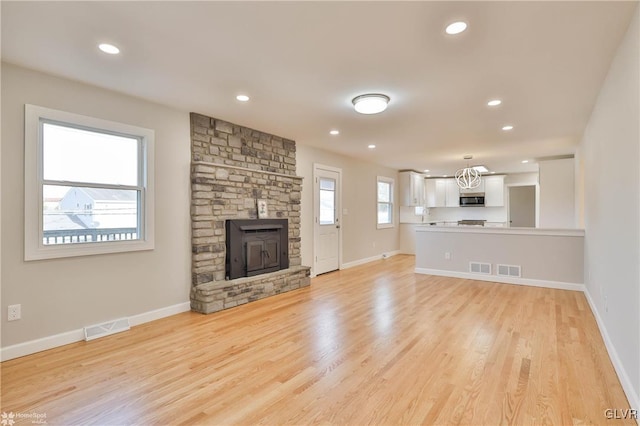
<box><xmin>377</xmin><ymin>176</ymin><xmax>394</xmax><ymax>229</ymax></box>
<box><xmin>24</xmin><ymin>105</ymin><xmax>154</xmax><ymax>260</ymax></box>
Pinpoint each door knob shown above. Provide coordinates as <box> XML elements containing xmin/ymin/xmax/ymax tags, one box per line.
<box><xmin>336</xmin><ymin>225</ymin><xmax>341</xmax><ymax>229</ymax></box>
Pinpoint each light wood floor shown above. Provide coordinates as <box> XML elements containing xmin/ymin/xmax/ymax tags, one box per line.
<box><xmin>1</xmin><ymin>255</ymin><xmax>632</xmax><ymax>425</ymax></box>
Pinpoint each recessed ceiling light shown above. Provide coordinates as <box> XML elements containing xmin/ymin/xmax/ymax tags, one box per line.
<box><xmin>329</xmin><ymin>130</ymin><xmax>339</xmax><ymax>135</ymax></box>
<box><xmin>522</xmin><ymin>160</ymin><xmax>529</xmax><ymax>164</ymax></box>
<box><xmin>423</xmin><ymin>169</ymin><xmax>430</xmax><ymax>173</ymax></box>
<box><xmin>490</xmin><ymin>171</ymin><xmax>496</xmax><ymax>174</ymax></box>
<box><xmin>472</xmin><ymin>165</ymin><xmax>489</xmax><ymax>173</ymax></box>
<box><xmin>98</xmin><ymin>43</ymin><xmax>120</xmax><ymax>55</ymax></box>
<box><xmin>443</xmin><ymin>174</ymin><xmax>448</xmax><ymax>177</ymax></box>
<box><xmin>367</xmin><ymin>144</ymin><xmax>376</xmax><ymax>149</ymax></box>
<box><xmin>426</xmin><ymin>175</ymin><xmax>431</xmax><ymax>178</ymax></box>
<box><xmin>352</xmin><ymin>94</ymin><xmax>390</xmax><ymax>114</ymax></box>
<box><xmin>487</xmin><ymin>99</ymin><xmax>502</xmax><ymax>106</ymax></box>
<box><xmin>236</xmin><ymin>95</ymin><xmax>250</xmax><ymax>102</ymax></box>
<box><xmin>502</xmin><ymin>125</ymin><xmax>514</xmax><ymax>131</ymax></box>
<box><xmin>445</xmin><ymin>21</ymin><xmax>468</xmax><ymax>35</ymax></box>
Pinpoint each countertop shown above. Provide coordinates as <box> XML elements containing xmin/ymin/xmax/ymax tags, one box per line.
<box><xmin>415</xmin><ymin>225</ymin><xmax>585</xmax><ymax>237</ymax></box>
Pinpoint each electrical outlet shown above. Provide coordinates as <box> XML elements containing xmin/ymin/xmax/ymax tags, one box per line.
<box><xmin>445</xmin><ymin>252</ymin><xmax>451</xmax><ymax>260</ymax></box>
<box><xmin>8</xmin><ymin>304</ymin><xmax>21</xmax><ymax>321</ymax></box>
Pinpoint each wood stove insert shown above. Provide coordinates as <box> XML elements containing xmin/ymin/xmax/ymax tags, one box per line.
<box><xmin>225</xmin><ymin>219</ymin><xmax>289</xmax><ymax>280</ymax></box>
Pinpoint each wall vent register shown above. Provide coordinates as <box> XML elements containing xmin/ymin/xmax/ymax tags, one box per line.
<box><xmin>497</xmin><ymin>264</ymin><xmax>522</xmax><ymax>277</ymax></box>
<box><xmin>469</xmin><ymin>262</ymin><xmax>491</xmax><ymax>274</ymax></box>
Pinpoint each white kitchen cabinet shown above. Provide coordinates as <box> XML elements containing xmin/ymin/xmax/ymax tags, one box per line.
<box><xmin>425</xmin><ymin>178</ymin><xmax>446</xmax><ymax>207</ymax></box>
<box><xmin>484</xmin><ymin>175</ymin><xmax>505</xmax><ymax>206</ymax></box>
<box><xmin>400</xmin><ymin>171</ymin><xmax>425</xmax><ymax>206</ymax></box>
<box><xmin>460</xmin><ymin>179</ymin><xmax>485</xmax><ymax>194</ymax></box>
<box><xmin>445</xmin><ymin>179</ymin><xmax>460</xmax><ymax>207</ymax></box>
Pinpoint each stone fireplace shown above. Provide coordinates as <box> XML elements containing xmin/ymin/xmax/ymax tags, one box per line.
<box><xmin>189</xmin><ymin>113</ymin><xmax>311</xmax><ymax>314</ymax></box>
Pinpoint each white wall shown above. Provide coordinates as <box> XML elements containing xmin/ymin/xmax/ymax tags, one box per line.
<box><xmin>415</xmin><ymin>228</ymin><xmax>584</xmax><ymax>286</ymax></box>
<box><xmin>539</xmin><ymin>158</ymin><xmax>575</xmax><ymax>228</ymax></box>
<box><xmin>1</xmin><ymin>63</ymin><xmax>192</xmax><ymax>349</ymax></box>
<box><xmin>296</xmin><ymin>144</ymin><xmax>400</xmax><ymax>272</ymax></box>
<box><xmin>580</xmin><ymin>5</ymin><xmax>639</xmax><ymax>409</ymax></box>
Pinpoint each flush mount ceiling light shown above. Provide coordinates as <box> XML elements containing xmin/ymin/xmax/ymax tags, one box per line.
<box><xmin>98</xmin><ymin>43</ymin><xmax>120</xmax><ymax>55</ymax></box>
<box><xmin>236</xmin><ymin>94</ymin><xmax>250</xmax><ymax>102</ymax></box>
<box><xmin>445</xmin><ymin>21</ymin><xmax>468</xmax><ymax>35</ymax></box>
<box><xmin>455</xmin><ymin>155</ymin><xmax>483</xmax><ymax>190</ymax></box>
<box><xmin>487</xmin><ymin>99</ymin><xmax>502</xmax><ymax>106</ymax></box>
<box><xmin>352</xmin><ymin>94</ymin><xmax>390</xmax><ymax>115</ymax></box>
<box><xmin>329</xmin><ymin>130</ymin><xmax>340</xmax><ymax>135</ymax></box>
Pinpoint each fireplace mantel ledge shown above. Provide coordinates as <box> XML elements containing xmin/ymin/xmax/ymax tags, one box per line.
<box><xmin>192</xmin><ymin>161</ymin><xmax>304</xmax><ymax>180</ymax></box>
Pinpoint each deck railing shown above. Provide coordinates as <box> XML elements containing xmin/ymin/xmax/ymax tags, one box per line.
<box><xmin>43</xmin><ymin>228</ymin><xmax>138</xmax><ymax>245</ymax></box>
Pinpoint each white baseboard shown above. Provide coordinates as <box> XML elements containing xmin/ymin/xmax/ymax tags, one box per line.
<box><xmin>0</xmin><ymin>301</ymin><xmax>191</xmax><ymax>362</ymax></box>
<box><xmin>414</xmin><ymin>268</ymin><xmax>585</xmax><ymax>292</ymax></box>
<box><xmin>129</xmin><ymin>301</ymin><xmax>191</xmax><ymax>327</ymax></box>
<box><xmin>341</xmin><ymin>250</ymin><xmax>401</xmax><ymax>270</ymax></box>
<box><xmin>584</xmin><ymin>289</ymin><xmax>640</xmax><ymax>413</ymax></box>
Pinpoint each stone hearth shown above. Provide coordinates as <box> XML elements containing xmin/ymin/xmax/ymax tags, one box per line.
<box><xmin>189</xmin><ymin>113</ymin><xmax>310</xmax><ymax>314</ymax></box>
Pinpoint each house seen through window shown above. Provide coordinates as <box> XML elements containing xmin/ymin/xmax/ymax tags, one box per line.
<box><xmin>42</xmin><ymin>123</ymin><xmax>141</xmax><ymax>245</ymax></box>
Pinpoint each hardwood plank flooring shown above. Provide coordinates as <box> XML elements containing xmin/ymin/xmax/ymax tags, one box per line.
<box><xmin>0</xmin><ymin>255</ymin><xmax>632</xmax><ymax>425</ymax></box>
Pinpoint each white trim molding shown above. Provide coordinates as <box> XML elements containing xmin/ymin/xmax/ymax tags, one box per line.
<box><xmin>341</xmin><ymin>250</ymin><xmax>401</xmax><ymax>270</ymax></box>
<box><xmin>584</xmin><ymin>289</ymin><xmax>640</xmax><ymax>412</ymax></box>
<box><xmin>0</xmin><ymin>302</ymin><xmax>191</xmax><ymax>362</ymax></box>
<box><xmin>414</xmin><ymin>267</ymin><xmax>585</xmax><ymax>292</ymax></box>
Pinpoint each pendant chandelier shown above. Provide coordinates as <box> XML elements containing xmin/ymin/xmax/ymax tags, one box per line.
<box><xmin>455</xmin><ymin>155</ymin><xmax>482</xmax><ymax>190</ymax></box>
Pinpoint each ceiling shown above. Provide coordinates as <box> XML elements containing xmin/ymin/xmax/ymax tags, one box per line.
<box><xmin>2</xmin><ymin>1</ymin><xmax>637</xmax><ymax>175</ymax></box>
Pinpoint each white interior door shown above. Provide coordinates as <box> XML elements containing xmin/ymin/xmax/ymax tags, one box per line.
<box><xmin>314</xmin><ymin>165</ymin><xmax>341</xmax><ymax>275</ymax></box>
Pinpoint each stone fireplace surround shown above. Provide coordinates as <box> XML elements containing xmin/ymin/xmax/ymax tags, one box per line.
<box><xmin>189</xmin><ymin>113</ymin><xmax>311</xmax><ymax>314</ymax></box>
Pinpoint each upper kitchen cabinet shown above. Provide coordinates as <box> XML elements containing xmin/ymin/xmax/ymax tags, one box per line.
<box><xmin>445</xmin><ymin>179</ymin><xmax>460</xmax><ymax>207</ymax></box>
<box><xmin>484</xmin><ymin>175</ymin><xmax>505</xmax><ymax>206</ymax></box>
<box><xmin>460</xmin><ymin>179</ymin><xmax>485</xmax><ymax>194</ymax></box>
<box><xmin>399</xmin><ymin>171</ymin><xmax>425</xmax><ymax>206</ymax></box>
<box><xmin>425</xmin><ymin>178</ymin><xmax>447</xmax><ymax>207</ymax></box>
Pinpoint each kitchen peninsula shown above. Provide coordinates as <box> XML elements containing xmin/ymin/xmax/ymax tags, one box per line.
<box><xmin>414</xmin><ymin>225</ymin><xmax>585</xmax><ymax>290</ymax></box>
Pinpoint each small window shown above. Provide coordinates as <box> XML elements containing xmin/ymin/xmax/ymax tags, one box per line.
<box><xmin>377</xmin><ymin>176</ymin><xmax>394</xmax><ymax>229</ymax></box>
<box><xmin>25</xmin><ymin>105</ymin><xmax>155</xmax><ymax>260</ymax></box>
<box><xmin>319</xmin><ymin>178</ymin><xmax>336</xmax><ymax>225</ymax></box>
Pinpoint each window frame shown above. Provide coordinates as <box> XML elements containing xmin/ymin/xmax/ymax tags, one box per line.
<box><xmin>24</xmin><ymin>104</ymin><xmax>155</xmax><ymax>260</ymax></box>
<box><xmin>376</xmin><ymin>176</ymin><xmax>395</xmax><ymax>229</ymax></box>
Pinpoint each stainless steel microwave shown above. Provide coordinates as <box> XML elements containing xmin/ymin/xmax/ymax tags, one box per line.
<box><xmin>460</xmin><ymin>193</ymin><xmax>485</xmax><ymax>207</ymax></box>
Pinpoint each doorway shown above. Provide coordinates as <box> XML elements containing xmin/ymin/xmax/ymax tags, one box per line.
<box><xmin>509</xmin><ymin>185</ymin><xmax>536</xmax><ymax>227</ymax></box>
<box><xmin>313</xmin><ymin>164</ymin><xmax>342</xmax><ymax>275</ymax></box>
